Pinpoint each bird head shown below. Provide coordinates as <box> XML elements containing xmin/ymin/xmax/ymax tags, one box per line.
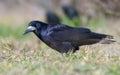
<box><xmin>23</xmin><ymin>21</ymin><xmax>45</xmax><ymax>35</ymax></box>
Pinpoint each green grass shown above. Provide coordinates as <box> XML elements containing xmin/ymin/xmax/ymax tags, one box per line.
<box><xmin>0</xmin><ymin>23</ymin><xmax>27</xmax><ymax>39</ymax></box>
<box><xmin>61</xmin><ymin>16</ymin><xmax>80</xmax><ymax>27</ymax></box>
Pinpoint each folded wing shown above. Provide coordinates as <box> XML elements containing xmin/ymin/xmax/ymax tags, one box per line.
<box><xmin>47</xmin><ymin>24</ymin><xmax>115</xmax><ymax>45</ymax></box>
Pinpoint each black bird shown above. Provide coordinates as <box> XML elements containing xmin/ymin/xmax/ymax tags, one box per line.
<box><xmin>62</xmin><ymin>5</ymin><xmax>79</xmax><ymax>20</ymax></box>
<box><xmin>24</xmin><ymin>21</ymin><xmax>115</xmax><ymax>53</ymax></box>
<box><xmin>45</xmin><ymin>10</ymin><xmax>61</xmax><ymax>24</ymax></box>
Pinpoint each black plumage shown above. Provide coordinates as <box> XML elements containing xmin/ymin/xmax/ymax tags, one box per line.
<box><xmin>45</xmin><ymin>10</ymin><xmax>61</xmax><ymax>24</ymax></box>
<box><xmin>62</xmin><ymin>5</ymin><xmax>79</xmax><ymax>19</ymax></box>
<box><xmin>24</xmin><ymin>21</ymin><xmax>115</xmax><ymax>53</ymax></box>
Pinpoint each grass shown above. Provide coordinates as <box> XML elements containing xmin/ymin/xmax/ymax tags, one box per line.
<box><xmin>0</xmin><ymin>39</ymin><xmax>120</xmax><ymax>75</ymax></box>
<box><xmin>0</xmin><ymin>23</ymin><xmax>26</xmax><ymax>39</ymax></box>
<box><xmin>0</xmin><ymin>17</ymin><xmax>120</xmax><ymax>75</ymax></box>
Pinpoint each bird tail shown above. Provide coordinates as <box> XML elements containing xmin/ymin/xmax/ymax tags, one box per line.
<box><xmin>100</xmin><ymin>35</ymin><xmax>116</xmax><ymax>44</ymax></box>
<box><xmin>91</xmin><ymin>32</ymin><xmax>116</xmax><ymax>44</ymax></box>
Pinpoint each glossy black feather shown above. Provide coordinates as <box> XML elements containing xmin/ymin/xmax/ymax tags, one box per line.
<box><xmin>24</xmin><ymin>21</ymin><xmax>115</xmax><ymax>53</ymax></box>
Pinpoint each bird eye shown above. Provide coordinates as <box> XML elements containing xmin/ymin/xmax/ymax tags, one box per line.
<box><xmin>36</xmin><ymin>23</ymin><xmax>41</xmax><ymax>28</ymax></box>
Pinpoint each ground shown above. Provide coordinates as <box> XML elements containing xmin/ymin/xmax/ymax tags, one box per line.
<box><xmin>0</xmin><ymin>17</ymin><xmax>120</xmax><ymax>75</ymax></box>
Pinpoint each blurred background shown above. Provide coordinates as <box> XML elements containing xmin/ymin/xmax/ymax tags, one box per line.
<box><xmin>0</xmin><ymin>0</ymin><xmax>120</xmax><ymax>39</ymax></box>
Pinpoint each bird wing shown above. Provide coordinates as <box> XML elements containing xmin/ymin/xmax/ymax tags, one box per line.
<box><xmin>47</xmin><ymin>24</ymin><xmax>92</xmax><ymax>42</ymax></box>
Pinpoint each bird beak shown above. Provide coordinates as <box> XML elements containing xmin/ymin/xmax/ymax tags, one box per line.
<box><xmin>23</xmin><ymin>26</ymin><xmax>36</xmax><ymax>35</ymax></box>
